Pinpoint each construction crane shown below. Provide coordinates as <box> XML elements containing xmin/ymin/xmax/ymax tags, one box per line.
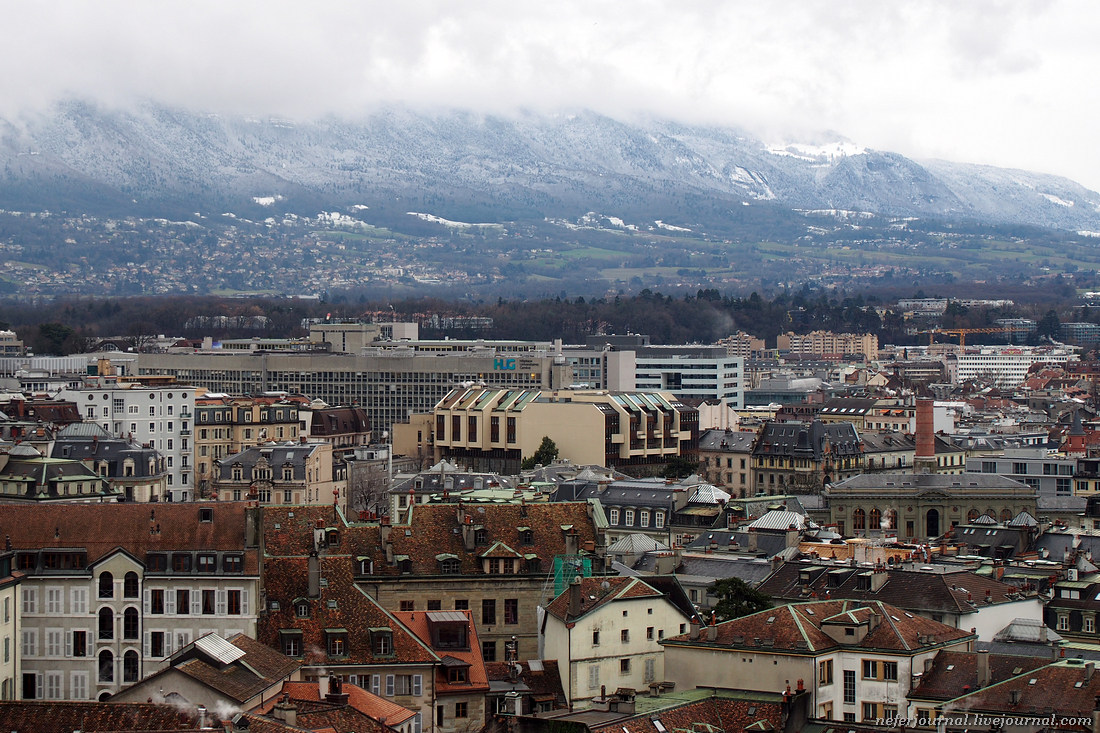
<box><xmin>921</xmin><ymin>327</ymin><xmax>1019</xmax><ymax>347</ymax></box>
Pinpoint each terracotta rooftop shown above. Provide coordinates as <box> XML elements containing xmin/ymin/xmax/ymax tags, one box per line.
<box><xmin>165</xmin><ymin>633</ymin><xmax>301</xmax><ymax>703</ymax></box>
<box><xmin>943</xmin><ymin>659</ymin><xmax>1100</xmax><ymax>724</ymax></box>
<box><xmin>544</xmin><ymin>576</ymin><xmax>664</xmax><ymax>624</ymax></box>
<box><xmin>394</xmin><ymin>610</ymin><xmax>490</xmax><ymax>695</ymax></box>
<box><xmin>254</xmin><ymin>679</ymin><xmax>417</xmax><ymax>726</ymax></box>
<box><xmin>662</xmin><ymin>599</ymin><xmax>973</xmax><ymax>654</ymax></box>
<box><xmin>0</xmin><ymin>701</ymin><xmax>207</xmax><ymax>732</ymax></box>
<box><xmin>911</xmin><ymin>650</ymin><xmax>1049</xmax><ymax>702</ymax></box>
<box><xmin>261</xmin><ymin>501</ymin><xmax>602</xmax><ymax>578</ymax></box>
<box><xmin>0</xmin><ymin>502</ymin><xmax>258</xmax><ymax>573</ymax></box>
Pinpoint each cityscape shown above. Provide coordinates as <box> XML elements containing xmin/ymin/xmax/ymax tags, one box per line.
<box><xmin>4</xmin><ymin>2</ymin><xmax>1100</xmax><ymax>732</ymax></box>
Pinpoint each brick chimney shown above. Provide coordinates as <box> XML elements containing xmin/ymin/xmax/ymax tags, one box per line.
<box><xmin>914</xmin><ymin>398</ymin><xmax>937</xmax><ymax>474</ymax></box>
<box><xmin>567</xmin><ymin>576</ymin><xmax>583</xmax><ymax>618</ymax></box>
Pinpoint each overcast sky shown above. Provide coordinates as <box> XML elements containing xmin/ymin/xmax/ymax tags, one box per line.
<box><xmin>4</xmin><ymin>1</ymin><xmax>1098</xmax><ymax>189</ymax></box>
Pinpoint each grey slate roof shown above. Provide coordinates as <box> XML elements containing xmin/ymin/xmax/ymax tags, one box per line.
<box><xmin>698</xmin><ymin>429</ymin><xmax>756</xmax><ymax>452</ymax></box>
<box><xmin>52</xmin><ymin>425</ymin><xmax>165</xmax><ymax>479</ymax></box>
<box><xmin>753</xmin><ymin>419</ymin><xmax>863</xmax><ymax>460</ymax></box>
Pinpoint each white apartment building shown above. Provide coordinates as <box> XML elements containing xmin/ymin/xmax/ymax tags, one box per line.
<box><xmin>634</xmin><ymin>350</ymin><xmax>745</xmax><ymax>408</ymax></box>
<box><xmin>9</xmin><ymin>503</ymin><xmax>259</xmax><ymax>701</ymax></box>
<box><xmin>59</xmin><ymin>382</ymin><xmax>197</xmax><ymax>502</ymax></box>
<box><xmin>541</xmin><ymin>576</ymin><xmax>693</xmax><ymax>706</ymax></box>
<box><xmin>0</xmin><ymin>553</ymin><xmax>21</xmax><ymax>701</ymax></box>
<box><xmin>944</xmin><ymin>346</ymin><xmax>1078</xmax><ymax>389</ymax></box>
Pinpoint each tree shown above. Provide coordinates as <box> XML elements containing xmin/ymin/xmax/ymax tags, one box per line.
<box><xmin>521</xmin><ymin>436</ymin><xmax>559</xmax><ymax>470</ymax></box>
<box><xmin>662</xmin><ymin>455</ymin><xmax>699</xmax><ymax>479</ymax></box>
<box><xmin>707</xmin><ymin>577</ymin><xmax>771</xmax><ymax>622</ymax></box>
<box><xmin>1037</xmin><ymin>309</ymin><xmax>1061</xmax><ymax>340</ymax></box>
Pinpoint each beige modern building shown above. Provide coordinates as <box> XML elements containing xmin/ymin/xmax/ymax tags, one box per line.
<box><xmin>398</xmin><ymin>387</ymin><xmax>699</xmax><ymax>475</ymax></box>
<box><xmin>777</xmin><ymin>331</ymin><xmax>880</xmax><ymax>361</ymax></box>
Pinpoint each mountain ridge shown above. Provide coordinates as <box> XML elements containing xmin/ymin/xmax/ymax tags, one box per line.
<box><xmin>0</xmin><ymin>101</ymin><xmax>1098</xmax><ymax>233</ymax></box>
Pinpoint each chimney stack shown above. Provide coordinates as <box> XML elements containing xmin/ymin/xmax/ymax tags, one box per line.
<box><xmin>976</xmin><ymin>650</ymin><xmax>990</xmax><ymax>688</ymax></box>
<box><xmin>308</xmin><ymin>551</ymin><xmax>320</xmax><ymax>598</ymax></box>
<box><xmin>568</xmin><ymin>576</ymin><xmax>583</xmax><ymax>618</ymax></box>
<box><xmin>914</xmin><ymin>398</ymin><xmax>937</xmax><ymax>474</ymax></box>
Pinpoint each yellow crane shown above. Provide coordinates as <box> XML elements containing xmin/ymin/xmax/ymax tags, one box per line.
<box><xmin>922</xmin><ymin>327</ymin><xmax>1019</xmax><ymax>347</ymax></box>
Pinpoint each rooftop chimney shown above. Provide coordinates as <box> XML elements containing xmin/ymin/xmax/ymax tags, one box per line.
<box><xmin>976</xmin><ymin>649</ymin><xmax>990</xmax><ymax>688</ymax></box>
<box><xmin>308</xmin><ymin>551</ymin><xmax>320</xmax><ymax>598</ymax></box>
<box><xmin>273</xmin><ymin>694</ymin><xmax>297</xmax><ymax>727</ymax></box>
<box><xmin>915</xmin><ymin>398</ymin><xmax>936</xmax><ymax>474</ymax></box>
<box><xmin>567</xmin><ymin>576</ymin><xmax>583</xmax><ymax>618</ymax></box>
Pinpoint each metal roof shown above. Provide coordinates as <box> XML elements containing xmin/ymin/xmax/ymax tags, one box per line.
<box><xmin>426</xmin><ymin>611</ymin><xmax>469</xmax><ymax>623</ymax></box>
<box><xmin>194</xmin><ymin>633</ymin><xmax>246</xmax><ymax>666</ymax></box>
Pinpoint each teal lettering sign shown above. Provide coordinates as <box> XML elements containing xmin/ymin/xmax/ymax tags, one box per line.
<box><xmin>494</xmin><ymin>358</ymin><xmax>517</xmax><ymax>370</ymax></box>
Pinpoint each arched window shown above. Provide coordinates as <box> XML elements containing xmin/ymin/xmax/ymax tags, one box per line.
<box><xmin>99</xmin><ymin>650</ymin><xmax>114</xmax><ymax>682</ymax></box>
<box><xmin>98</xmin><ymin>607</ymin><xmax>114</xmax><ymax>640</ymax></box>
<box><xmin>967</xmin><ymin>509</ymin><xmax>979</xmax><ymax>523</ymax></box>
<box><xmin>869</xmin><ymin>508</ymin><xmax>881</xmax><ymax>532</ymax></box>
<box><xmin>1000</xmin><ymin>508</ymin><xmax>1013</xmax><ymax>522</ymax></box>
<box><xmin>123</xmin><ymin>572</ymin><xmax>139</xmax><ymax>598</ymax></box>
<box><xmin>123</xmin><ymin>608</ymin><xmax>139</xmax><ymax>639</ymax></box>
<box><xmin>884</xmin><ymin>509</ymin><xmax>898</xmax><ymax>530</ymax></box>
<box><xmin>123</xmin><ymin>650</ymin><xmax>140</xmax><ymax>683</ymax></box>
<box><xmin>98</xmin><ymin>572</ymin><xmax>114</xmax><ymax>599</ymax></box>
<box><xmin>852</xmin><ymin>508</ymin><xmax>866</xmax><ymax>532</ymax></box>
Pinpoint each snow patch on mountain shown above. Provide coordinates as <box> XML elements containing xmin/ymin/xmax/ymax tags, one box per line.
<box><xmin>407</xmin><ymin>212</ymin><xmax>502</xmax><ymax>230</ymax></box>
<box><xmin>1040</xmin><ymin>193</ymin><xmax>1074</xmax><ymax>207</ymax></box>
<box><xmin>766</xmin><ymin>141</ymin><xmax>866</xmax><ymax>161</ymax></box>
<box><xmin>655</xmin><ymin>220</ymin><xmax>691</xmax><ymax>232</ymax></box>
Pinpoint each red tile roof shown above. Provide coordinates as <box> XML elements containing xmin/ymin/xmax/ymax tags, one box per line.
<box><xmin>394</xmin><ymin>610</ymin><xmax>490</xmax><ymax>695</ymax></box>
<box><xmin>0</xmin><ymin>701</ymin><xmax>205</xmax><ymax>732</ymax></box>
<box><xmin>168</xmin><ymin>633</ymin><xmax>300</xmax><ymax>703</ymax></box>
<box><xmin>258</xmin><ymin>555</ymin><xmax>436</xmax><ymax>667</ymax></box>
<box><xmin>261</xmin><ymin>501</ymin><xmax>602</xmax><ymax>578</ymax></box>
<box><xmin>943</xmin><ymin>660</ymin><xmax>1100</xmax><ymax>725</ymax></box>
<box><xmin>662</xmin><ymin>600</ymin><xmax>973</xmax><ymax>654</ymax></box>
<box><xmin>911</xmin><ymin>650</ymin><xmax>1048</xmax><ymax>702</ymax></box>
<box><xmin>544</xmin><ymin>576</ymin><xmax>664</xmax><ymax>623</ymax></box>
<box><xmin>0</xmin><ymin>502</ymin><xmax>258</xmax><ymax>573</ymax></box>
<box><xmin>587</xmin><ymin>693</ymin><xmax>788</xmax><ymax>733</ymax></box>
<box><xmin>253</xmin><ymin>680</ymin><xmax>417</xmax><ymax>726</ymax></box>
<box><xmin>485</xmin><ymin>660</ymin><xmax>566</xmax><ymax>706</ymax></box>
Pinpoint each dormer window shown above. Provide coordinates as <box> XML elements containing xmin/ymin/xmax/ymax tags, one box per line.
<box><xmin>232</xmin><ymin>466</ymin><xmax>243</xmax><ymax>481</ymax></box>
<box><xmin>447</xmin><ymin>666</ymin><xmax>469</xmax><ymax>683</ymax></box>
<box><xmin>431</xmin><ymin>620</ymin><xmax>469</xmax><ymax>650</ymax></box>
<box><xmin>371</xmin><ymin>628</ymin><xmax>393</xmax><ymax>656</ymax></box>
<box><xmin>519</xmin><ymin>528</ymin><xmax>534</xmax><ymax>545</ymax></box>
<box><xmin>440</xmin><ymin>558</ymin><xmax>461</xmax><ymax>575</ymax></box>
<box><xmin>474</xmin><ymin>528</ymin><xmax>488</xmax><ymax>545</ymax></box>
<box><xmin>296</xmin><ymin>601</ymin><xmax>310</xmax><ymax>619</ymax></box>
<box><xmin>326</xmin><ymin>629</ymin><xmax>349</xmax><ymax>657</ymax></box>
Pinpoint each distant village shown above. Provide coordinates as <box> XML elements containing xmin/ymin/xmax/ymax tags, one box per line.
<box><xmin>2</xmin><ymin>296</ymin><xmax>1100</xmax><ymax>732</ymax></box>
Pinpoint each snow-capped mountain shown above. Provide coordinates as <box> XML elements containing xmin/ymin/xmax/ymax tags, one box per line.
<box><xmin>1</xmin><ymin>101</ymin><xmax>1097</xmax><ymax>231</ymax></box>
